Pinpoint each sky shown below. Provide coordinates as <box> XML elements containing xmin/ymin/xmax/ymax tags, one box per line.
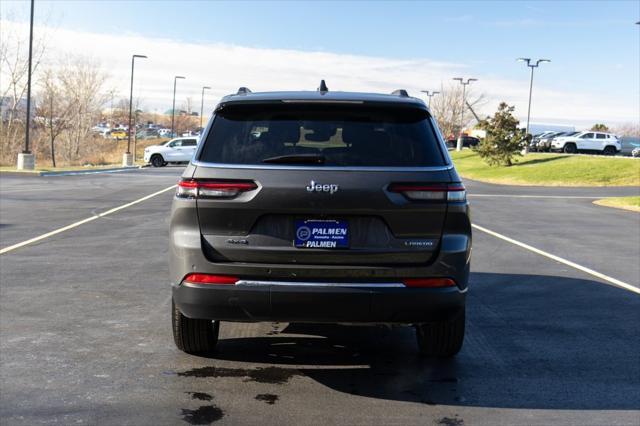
<box><xmin>2</xmin><ymin>0</ymin><xmax>639</xmax><ymax>127</ymax></box>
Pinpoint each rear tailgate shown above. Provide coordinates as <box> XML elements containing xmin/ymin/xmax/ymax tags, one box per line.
<box><xmin>194</xmin><ymin>167</ymin><xmax>451</xmax><ymax>265</ymax></box>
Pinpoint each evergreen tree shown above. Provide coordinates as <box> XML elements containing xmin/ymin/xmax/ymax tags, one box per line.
<box><xmin>476</xmin><ymin>102</ymin><xmax>523</xmax><ymax>167</ymax></box>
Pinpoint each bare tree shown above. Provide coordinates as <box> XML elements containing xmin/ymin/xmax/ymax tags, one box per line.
<box><xmin>430</xmin><ymin>82</ymin><xmax>485</xmax><ymax>139</ymax></box>
<box><xmin>0</xmin><ymin>19</ymin><xmax>47</xmax><ymax>164</ymax></box>
<box><xmin>613</xmin><ymin>123</ymin><xmax>640</xmax><ymax>137</ymax></box>
<box><xmin>36</xmin><ymin>69</ymin><xmax>75</xmax><ymax>167</ymax></box>
<box><xmin>185</xmin><ymin>97</ymin><xmax>194</xmax><ymax>115</ymax></box>
<box><xmin>57</xmin><ymin>56</ymin><xmax>109</xmax><ymax>159</ymax></box>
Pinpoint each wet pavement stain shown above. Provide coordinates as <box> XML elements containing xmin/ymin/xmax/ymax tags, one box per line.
<box><xmin>186</xmin><ymin>392</ymin><xmax>213</xmax><ymax>401</ymax></box>
<box><xmin>177</xmin><ymin>366</ymin><xmax>302</xmax><ymax>384</ymax></box>
<box><xmin>181</xmin><ymin>405</ymin><xmax>224</xmax><ymax>425</ymax></box>
<box><xmin>255</xmin><ymin>393</ymin><xmax>279</xmax><ymax>405</ymax></box>
<box><xmin>436</xmin><ymin>416</ymin><xmax>464</xmax><ymax>426</ymax></box>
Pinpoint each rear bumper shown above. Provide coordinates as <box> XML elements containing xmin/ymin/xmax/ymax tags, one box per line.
<box><xmin>173</xmin><ymin>281</ymin><xmax>465</xmax><ymax>323</ymax></box>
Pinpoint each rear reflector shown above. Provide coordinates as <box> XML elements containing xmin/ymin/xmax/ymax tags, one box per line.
<box><xmin>402</xmin><ymin>278</ymin><xmax>456</xmax><ymax>288</ymax></box>
<box><xmin>183</xmin><ymin>273</ymin><xmax>239</xmax><ymax>285</ymax></box>
<box><xmin>388</xmin><ymin>183</ymin><xmax>466</xmax><ymax>202</ymax></box>
<box><xmin>177</xmin><ymin>179</ymin><xmax>257</xmax><ymax>199</ymax></box>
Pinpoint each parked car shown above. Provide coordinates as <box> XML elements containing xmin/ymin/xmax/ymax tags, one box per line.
<box><xmin>537</xmin><ymin>131</ymin><xmax>579</xmax><ymax>152</ymax></box>
<box><xmin>109</xmin><ymin>129</ymin><xmax>127</xmax><ymax>140</ymax></box>
<box><xmin>91</xmin><ymin>125</ymin><xmax>110</xmax><ymax>134</ymax></box>
<box><xmin>528</xmin><ymin>131</ymin><xmax>555</xmax><ymax>152</ymax></box>
<box><xmin>170</xmin><ymin>84</ymin><xmax>471</xmax><ymax>357</ymax></box>
<box><xmin>551</xmin><ymin>131</ymin><xmax>621</xmax><ymax>155</ymax></box>
<box><xmin>158</xmin><ymin>128</ymin><xmax>173</xmax><ymax>137</ymax></box>
<box><xmin>136</xmin><ymin>129</ymin><xmax>159</xmax><ymax>140</ymax></box>
<box><xmin>631</xmin><ymin>146</ymin><xmax>640</xmax><ymax>158</ymax></box>
<box><xmin>143</xmin><ymin>137</ymin><xmax>198</xmax><ymax>167</ymax></box>
<box><xmin>446</xmin><ymin>135</ymin><xmax>480</xmax><ymax>148</ymax></box>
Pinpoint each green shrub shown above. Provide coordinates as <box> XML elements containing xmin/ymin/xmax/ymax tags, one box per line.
<box><xmin>475</xmin><ymin>102</ymin><xmax>523</xmax><ymax>167</ymax></box>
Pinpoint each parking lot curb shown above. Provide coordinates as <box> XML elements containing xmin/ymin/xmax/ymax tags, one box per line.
<box><xmin>1</xmin><ymin>166</ymin><xmax>144</xmax><ymax>177</ymax></box>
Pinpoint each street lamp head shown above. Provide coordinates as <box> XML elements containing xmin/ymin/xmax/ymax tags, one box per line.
<box><xmin>537</xmin><ymin>59</ymin><xmax>551</xmax><ymax>64</ymax></box>
<box><xmin>433</xmin><ymin>91</ymin><xmax>440</xmax><ymax>95</ymax></box>
<box><xmin>203</xmin><ymin>86</ymin><xmax>211</xmax><ymax>90</ymax></box>
<box><xmin>468</xmin><ymin>78</ymin><xmax>478</xmax><ymax>82</ymax></box>
<box><xmin>517</xmin><ymin>57</ymin><xmax>531</xmax><ymax>63</ymax></box>
<box><xmin>175</xmin><ymin>76</ymin><xmax>186</xmax><ymax>80</ymax></box>
<box><xmin>453</xmin><ymin>77</ymin><xmax>463</xmax><ymax>82</ymax></box>
<box><xmin>133</xmin><ymin>54</ymin><xmax>147</xmax><ymax>59</ymax></box>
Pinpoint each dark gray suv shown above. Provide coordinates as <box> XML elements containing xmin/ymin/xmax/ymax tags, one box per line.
<box><xmin>170</xmin><ymin>84</ymin><xmax>471</xmax><ymax>357</ymax></box>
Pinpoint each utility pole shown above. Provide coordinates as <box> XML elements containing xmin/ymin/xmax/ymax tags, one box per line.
<box><xmin>17</xmin><ymin>0</ymin><xmax>35</xmax><ymax>170</ymax></box>
<box><xmin>453</xmin><ymin>77</ymin><xmax>477</xmax><ymax>151</ymax></box>
<box><xmin>200</xmin><ymin>86</ymin><xmax>211</xmax><ymax>129</ymax></box>
<box><xmin>171</xmin><ymin>76</ymin><xmax>186</xmax><ymax>138</ymax></box>
<box><xmin>420</xmin><ymin>90</ymin><xmax>440</xmax><ymax>108</ymax></box>
<box><xmin>517</xmin><ymin>58</ymin><xmax>550</xmax><ymax>154</ymax></box>
<box><xmin>124</xmin><ymin>54</ymin><xmax>147</xmax><ymax>166</ymax></box>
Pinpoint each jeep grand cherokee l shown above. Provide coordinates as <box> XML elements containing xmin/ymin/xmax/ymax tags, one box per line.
<box><xmin>170</xmin><ymin>84</ymin><xmax>472</xmax><ymax>357</ymax></box>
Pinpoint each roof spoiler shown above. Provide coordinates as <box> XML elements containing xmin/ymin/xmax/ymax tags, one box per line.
<box><xmin>236</xmin><ymin>87</ymin><xmax>252</xmax><ymax>95</ymax></box>
<box><xmin>391</xmin><ymin>89</ymin><xmax>409</xmax><ymax>97</ymax></box>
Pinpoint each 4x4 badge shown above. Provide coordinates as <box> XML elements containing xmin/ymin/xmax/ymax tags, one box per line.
<box><xmin>306</xmin><ymin>180</ymin><xmax>339</xmax><ymax>194</ymax></box>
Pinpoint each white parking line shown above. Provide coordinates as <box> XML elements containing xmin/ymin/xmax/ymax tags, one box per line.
<box><xmin>0</xmin><ymin>185</ymin><xmax>177</xmax><ymax>255</ymax></box>
<box><xmin>472</xmin><ymin>223</ymin><xmax>640</xmax><ymax>295</ymax></box>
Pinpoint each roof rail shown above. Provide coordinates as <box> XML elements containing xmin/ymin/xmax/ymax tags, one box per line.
<box><xmin>236</xmin><ymin>87</ymin><xmax>252</xmax><ymax>95</ymax></box>
<box><xmin>317</xmin><ymin>80</ymin><xmax>329</xmax><ymax>93</ymax></box>
<box><xmin>391</xmin><ymin>89</ymin><xmax>409</xmax><ymax>97</ymax></box>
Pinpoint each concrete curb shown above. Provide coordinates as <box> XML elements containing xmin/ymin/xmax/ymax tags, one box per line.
<box><xmin>1</xmin><ymin>166</ymin><xmax>144</xmax><ymax>177</ymax></box>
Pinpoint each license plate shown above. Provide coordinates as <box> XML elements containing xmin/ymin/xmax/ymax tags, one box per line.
<box><xmin>294</xmin><ymin>219</ymin><xmax>349</xmax><ymax>249</ymax></box>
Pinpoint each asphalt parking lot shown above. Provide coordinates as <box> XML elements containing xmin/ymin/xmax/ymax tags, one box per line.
<box><xmin>1</xmin><ymin>167</ymin><xmax>639</xmax><ymax>426</ymax></box>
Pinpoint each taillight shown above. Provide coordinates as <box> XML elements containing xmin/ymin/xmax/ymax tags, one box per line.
<box><xmin>388</xmin><ymin>183</ymin><xmax>466</xmax><ymax>202</ymax></box>
<box><xmin>183</xmin><ymin>273</ymin><xmax>239</xmax><ymax>285</ymax></box>
<box><xmin>176</xmin><ymin>179</ymin><xmax>257</xmax><ymax>199</ymax></box>
<box><xmin>402</xmin><ymin>278</ymin><xmax>456</xmax><ymax>288</ymax></box>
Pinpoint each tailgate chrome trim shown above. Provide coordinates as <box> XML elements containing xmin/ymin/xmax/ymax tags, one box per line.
<box><xmin>235</xmin><ymin>280</ymin><xmax>405</xmax><ymax>288</ymax></box>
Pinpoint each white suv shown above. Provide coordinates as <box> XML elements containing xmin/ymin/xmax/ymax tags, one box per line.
<box><xmin>551</xmin><ymin>131</ymin><xmax>621</xmax><ymax>155</ymax></box>
<box><xmin>143</xmin><ymin>137</ymin><xmax>199</xmax><ymax>167</ymax></box>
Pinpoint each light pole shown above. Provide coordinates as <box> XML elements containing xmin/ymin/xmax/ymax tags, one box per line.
<box><xmin>17</xmin><ymin>0</ymin><xmax>35</xmax><ymax>170</ymax></box>
<box><xmin>453</xmin><ymin>77</ymin><xmax>477</xmax><ymax>151</ymax></box>
<box><xmin>200</xmin><ymin>86</ymin><xmax>211</xmax><ymax>129</ymax></box>
<box><xmin>517</xmin><ymin>58</ymin><xmax>550</xmax><ymax>154</ymax></box>
<box><xmin>171</xmin><ymin>76</ymin><xmax>186</xmax><ymax>138</ymax></box>
<box><xmin>420</xmin><ymin>90</ymin><xmax>440</xmax><ymax>108</ymax></box>
<box><xmin>125</xmin><ymin>54</ymin><xmax>147</xmax><ymax>166</ymax></box>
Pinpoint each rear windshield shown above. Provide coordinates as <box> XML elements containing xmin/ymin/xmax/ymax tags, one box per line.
<box><xmin>198</xmin><ymin>104</ymin><xmax>446</xmax><ymax>167</ymax></box>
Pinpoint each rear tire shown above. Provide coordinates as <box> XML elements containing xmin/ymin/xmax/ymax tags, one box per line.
<box><xmin>151</xmin><ymin>154</ymin><xmax>165</xmax><ymax>167</ymax></box>
<box><xmin>563</xmin><ymin>143</ymin><xmax>577</xmax><ymax>154</ymax></box>
<box><xmin>603</xmin><ymin>146</ymin><xmax>616</xmax><ymax>156</ymax></box>
<box><xmin>172</xmin><ymin>299</ymin><xmax>220</xmax><ymax>354</ymax></box>
<box><xmin>416</xmin><ymin>309</ymin><xmax>465</xmax><ymax>357</ymax></box>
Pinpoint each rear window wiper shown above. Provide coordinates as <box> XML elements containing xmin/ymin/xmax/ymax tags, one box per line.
<box><xmin>262</xmin><ymin>154</ymin><xmax>325</xmax><ymax>164</ymax></box>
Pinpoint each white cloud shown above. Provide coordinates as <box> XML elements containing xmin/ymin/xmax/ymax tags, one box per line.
<box><xmin>1</xmin><ymin>20</ymin><xmax>637</xmax><ymax>127</ymax></box>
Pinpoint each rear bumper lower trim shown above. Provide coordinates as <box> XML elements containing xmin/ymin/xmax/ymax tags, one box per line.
<box><xmin>235</xmin><ymin>280</ymin><xmax>405</xmax><ymax>288</ymax></box>
<box><xmin>173</xmin><ymin>282</ymin><xmax>466</xmax><ymax>323</ymax></box>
